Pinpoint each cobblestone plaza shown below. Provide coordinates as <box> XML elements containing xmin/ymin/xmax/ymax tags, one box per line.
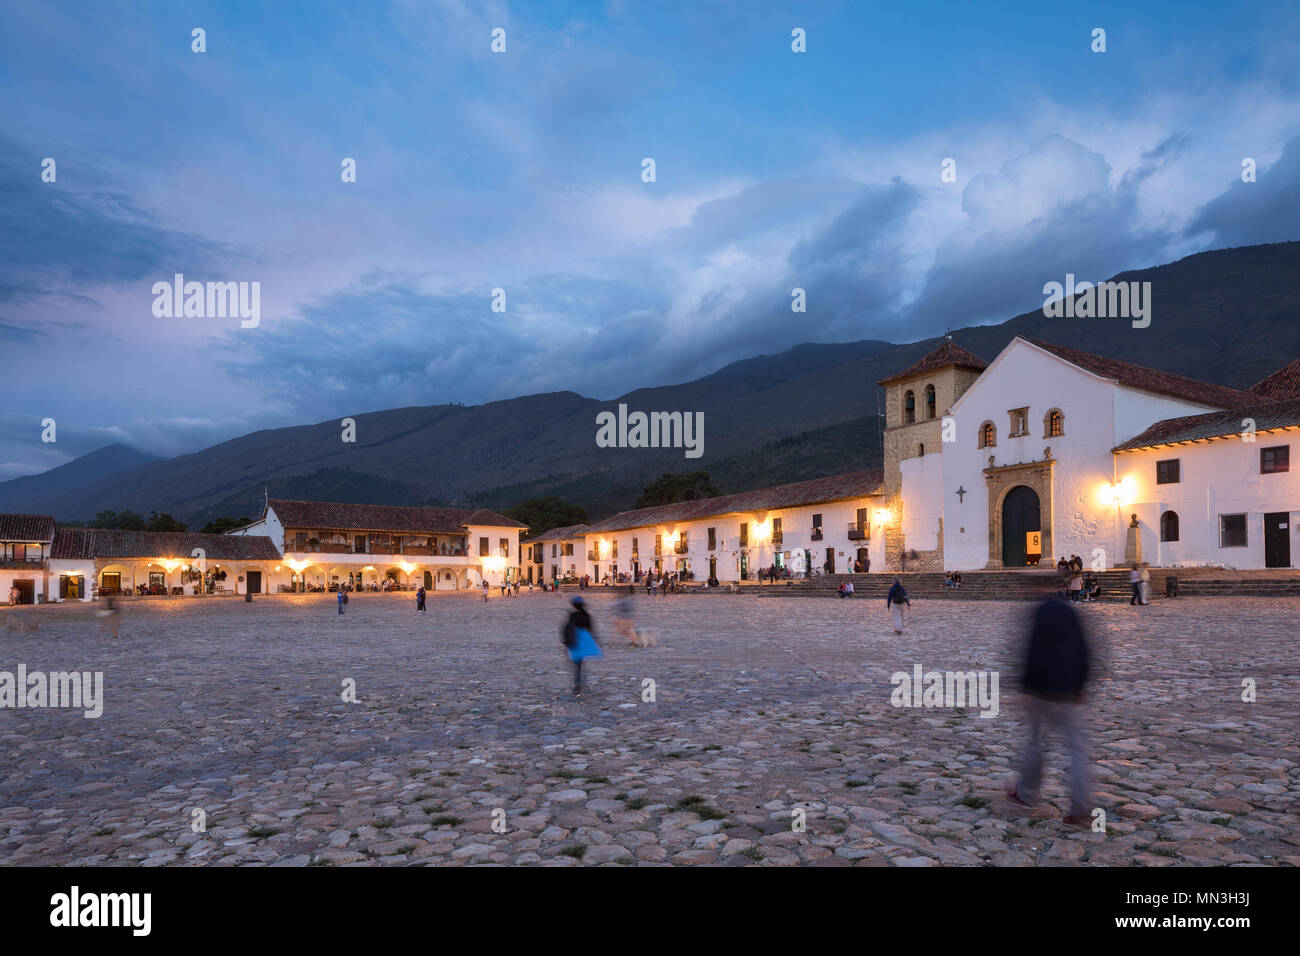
<box><xmin>1</xmin><ymin>592</ymin><xmax>1295</xmax><ymax>866</ymax></box>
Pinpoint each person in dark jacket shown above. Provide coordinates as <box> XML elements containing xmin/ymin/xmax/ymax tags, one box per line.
<box><xmin>562</xmin><ymin>596</ymin><xmax>603</xmax><ymax>696</ymax></box>
<box><xmin>1006</xmin><ymin>583</ymin><xmax>1094</xmax><ymax>826</ymax></box>
<box><xmin>886</xmin><ymin>578</ymin><xmax>909</xmax><ymax>634</ymax></box>
<box><xmin>416</xmin><ymin>586</ymin><xmax>426</xmax><ymax>612</ymax></box>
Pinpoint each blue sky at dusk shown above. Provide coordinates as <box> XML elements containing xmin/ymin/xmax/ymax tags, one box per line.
<box><xmin>2</xmin><ymin>0</ymin><xmax>1299</xmax><ymax>477</ymax></box>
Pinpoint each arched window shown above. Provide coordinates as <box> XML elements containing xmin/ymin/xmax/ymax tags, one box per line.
<box><xmin>979</xmin><ymin>421</ymin><xmax>996</xmax><ymax>448</ymax></box>
<box><xmin>1160</xmin><ymin>510</ymin><xmax>1179</xmax><ymax>542</ymax></box>
<box><xmin>924</xmin><ymin>384</ymin><xmax>936</xmax><ymax>420</ymax></box>
<box><xmin>1044</xmin><ymin>408</ymin><xmax>1064</xmax><ymax>438</ymax></box>
<box><xmin>903</xmin><ymin>390</ymin><xmax>915</xmax><ymax>424</ymax></box>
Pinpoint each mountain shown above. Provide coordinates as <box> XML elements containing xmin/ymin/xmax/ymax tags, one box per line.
<box><xmin>2</xmin><ymin>242</ymin><xmax>1298</xmax><ymax>525</ymax></box>
<box><xmin>0</xmin><ymin>443</ymin><xmax>158</xmax><ymax>515</ymax></box>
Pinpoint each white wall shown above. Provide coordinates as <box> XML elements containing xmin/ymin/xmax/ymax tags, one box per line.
<box><xmin>585</xmin><ymin>498</ymin><xmax>881</xmax><ymax>582</ymax></box>
<box><xmin>944</xmin><ymin>340</ymin><xmax>1121</xmax><ymax>569</ymax></box>
<box><xmin>1113</xmin><ymin>389</ymin><xmax>1223</xmax><ymax>446</ymax></box>
<box><xmin>1117</xmin><ymin>434</ymin><xmax>1299</xmax><ymax>568</ymax></box>
<box><xmin>230</xmin><ymin>511</ymin><xmax>283</xmax><ymax>551</ymax></box>
<box><xmin>900</xmin><ymin>452</ymin><xmax>944</xmax><ymax>552</ymax></box>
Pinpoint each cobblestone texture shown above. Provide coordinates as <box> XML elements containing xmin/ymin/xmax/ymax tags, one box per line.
<box><xmin>1</xmin><ymin>592</ymin><xmax>1296</xmax><ymax>866</ymax></box>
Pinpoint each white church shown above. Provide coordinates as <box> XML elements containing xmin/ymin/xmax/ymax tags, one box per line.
<box><xmin>872</xmin><ymin>336</ymin><xmax>1298</xmax><ymax>572</ymax></box>
<box><xmin>545</xmin><ymin>335</ymin><xmax>1298</xmax><ymax>582</ymax></box>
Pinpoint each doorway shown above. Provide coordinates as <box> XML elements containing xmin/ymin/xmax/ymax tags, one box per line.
<box><xmin>1264</xmin><ymin>512</ymin><xmax>1291</xmax><ymax>568</ymax></box>
<box><xmin>1001</xmin><ymin>485</ymin><xmax>1041</xmax><ymax>567</ymax></box>
<box><xmin>246</xmin><ymin>570</ymin><xmax>262</xmax><ymax>594</ymax></box>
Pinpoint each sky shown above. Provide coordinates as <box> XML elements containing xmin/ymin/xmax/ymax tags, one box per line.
<box><xmin>2</xmin><ymin>0</ymin><xmax>1299</xmax><ymax>478</ymax></box>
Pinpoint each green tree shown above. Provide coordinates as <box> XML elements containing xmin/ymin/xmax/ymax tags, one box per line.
<box><xmin>503</xmin><ymin>497</ymin><xmax>589</xmax><ymax>537</ymax></box>
<box><xmin>200</xmin><ymin>515</ymin><xmax>253</xmax><ymax>535</ymax></box>
<box><xmin>145</xmin><ymin>511</ymin><xmax>188</xmax><ymax>532</ymax></box>
<box><xmin>634</xmin><ymin>471</ymin><xmax>723</xmax><ymax>509</ymax></box>
<box><xmin>90</xmin><ymin>509</ymin><xmax>146</xmax><ymax>530</ymax></box>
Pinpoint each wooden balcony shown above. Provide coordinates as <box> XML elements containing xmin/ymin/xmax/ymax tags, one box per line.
<box><xmin>0</xmin><ymin>557</ymin><xmax>46</xmax><ymax>570</ymax></box>
<box><xmin>846</xmin><ymin>524</ymin><xmax>868</xmax><ymax>540</ymax></box>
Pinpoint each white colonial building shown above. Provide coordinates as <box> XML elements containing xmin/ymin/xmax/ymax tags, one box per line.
<box><xmin>518</xmin><ymin>523</ymin><xmax>589</xmax><ymax>584</ymax></box>
<box><xmin>883</xmin><ymin>337</ymin><xmax>1298</xmax><ymax>571</ymax></box>
<box><xmin>230</xmin><ymin>499</ymin><xmax>525</xmax><ymax>591</ymax></box>
<box><xmin>579</xmin><ymin>470</ymin><xmax>885</xmax><ymax>583</ymax></box>
<box><xmin>1</xmin><ymin>514</ymin><xmax>55</xmax><ymax>604</ymax></box>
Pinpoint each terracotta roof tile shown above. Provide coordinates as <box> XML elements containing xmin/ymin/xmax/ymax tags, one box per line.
<box><xmin>1250</xmin><ymin>359</ymin><xmax>1300</xmax><ymax>402</ymax></box>
<box><xmin>267</xmin><ymin>499</ymin><xmax>524</xmax><ymax>533</ymax></box>
<box><xmin>877</xmin><ymin>340</ymin><xmax>988</xmax><ymax>386</ymax></box>
<box><xmin>585</xmin><ymin>469</ymin><xmax>884</xmax><ymax>535</ymax></box>
<box><xmin>0</xmin><ymin>513</ymin><xmax>56</xmax><ymax>544</ymax></box>
<box><xmin>1113</xmin><ymin>397</ymin><xmax>1300</xmax><ymax>452</ymax></box>
<box><xmin>521</xmin><ymin>523</ymin><xmax>590</xmax><ymax>545</ymax></box>
<box><xmin>51</xmin><ymin>528</ymin><xmax>282</xmax><ymax>561</ymax></box>
<box><xmin>1025</xmin><ymin>338</ymin><xmax>1254</xmax><ymax>410</ymax></box>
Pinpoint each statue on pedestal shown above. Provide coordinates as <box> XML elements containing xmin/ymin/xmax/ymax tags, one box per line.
<box><xmin>1124</xmin><ymin>513</ymin><xmax>1142</xmax><ymax>566</ymax></box>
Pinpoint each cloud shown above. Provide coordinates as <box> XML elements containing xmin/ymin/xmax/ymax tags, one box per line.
<box><xmin>1185</xmin><ymin>133</ymin><xmax>1300</xmax><ymax>246</ymax></box>
<box><xmin>0</xmin><ymin>136</ymin><xmax>241</xmax><ymax>307</ymax></box>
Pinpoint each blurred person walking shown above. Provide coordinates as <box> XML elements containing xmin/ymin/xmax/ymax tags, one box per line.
<box><xmin>561</xmin><ymin>596</ymin><xmax>603</xmax><ymax>696</ymax></box>
<box><xmin>1006</xmin><ymin>579</ymin><xmax>1094</xmax><ymax>827</ymax></box>
<box><xmin>886</xmin><ymin>578</ymin><xmax>909</xmax><ymax>634</ymax></box>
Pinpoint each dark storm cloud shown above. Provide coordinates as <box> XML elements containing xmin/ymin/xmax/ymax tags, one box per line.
<box><xmin>0</xmin><ymin>136</ymin><xmax>239</xmax><ymax>305</ymax></box>
<box><xmin>1186</xmin><ymin>133</ymin><xmax>1300</xmax><ymax>246</ymax></box>
<box><xmin>216</xmin><ymin>270</ymin><xmax>671</xmax><ymax>412</ymax></box>
<box><xmin>904</xmin><ymin>135</ymin><xmax>1189</xmax><ymax>337</ymax></box>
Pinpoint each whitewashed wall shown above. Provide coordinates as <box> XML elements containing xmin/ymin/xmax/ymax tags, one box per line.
<box><xmin>1117</xmin><ymin>435</ymin><xmax>1299</xmax><ymax>568</ymax></box>
<box><xmin>942</xmin><ymin>341</ymin><xmax>1123</xmax><ymax>568</ymax></box>
<box><xmin>900</xmin><ymin>452</ymin><xmax>944</xmax><ymax>552</ymax></box>
<box><xmin>585</xmin><ymin>498</ymin><xmax>881</xmax><ymax>582</ymax></box>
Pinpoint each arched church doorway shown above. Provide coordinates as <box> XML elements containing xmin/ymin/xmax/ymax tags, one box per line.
<box><xmin>1001</xmin><ymin>485</ymin><xmax>1041</xmax><ymax>567</ymax></box>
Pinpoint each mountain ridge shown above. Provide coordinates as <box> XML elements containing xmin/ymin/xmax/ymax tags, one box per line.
<box><xmin>3</xmin><ymin>242</ymin><xmax>1298</xmax><ymax>526</ymax></box>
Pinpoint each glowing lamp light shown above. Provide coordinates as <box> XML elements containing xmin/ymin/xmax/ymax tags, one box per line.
<box><xmin>1099</xmin><ymin>477</ymin><xmax>1136</xmax><ymax>508</ymax></box>
<box><xmin>752</xmin><ymin>520</ymin><xmax>771</xmax><ymax>542</ymax></box>
<box><xmin>397</xmin><ymin>560</ymin><xmax>416</xmax><ymax>574</ymax></box>
<box><xmin>873</xmin><ymin>508</ymin><xmax>892</xmax><ymax>526</ymax></box>
<box><xmin>483</xmin><ymin>555</ymin><xmax>507</xmax><ymax>573</ymax></box>
<box><xmin>285</xmin><ymin>558</ymin><xmax>312</xmax><ymax>574</ymax></box>
<box><xmin>161</xmin><ymin>558</ymin><xmax>181</xmax><ymax>572</ymax></box>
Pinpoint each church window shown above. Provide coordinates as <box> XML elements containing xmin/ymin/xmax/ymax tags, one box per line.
<box><xmin>904</xmin><ymin>390</ymin><xmax>915</xmax><ymax>424</ymax></box>
<box><xmin>924</xmin><ymin>385</ymin><xmax>936</xmax><ymax>420</ymax></box>
<box><xmin>979</xmin><ymin>421</ymin><xmax>996</xmax><ymax>448</ymax></box>
<box><xmin>1160</xmin><ymin>510</ymin><xmax>1179</xmax><ymax>542</ymax></box>
<box><xmin>1044</xmin><ymin>408</ymin><xmax>1064</xmax><ymax>438</ymax></box>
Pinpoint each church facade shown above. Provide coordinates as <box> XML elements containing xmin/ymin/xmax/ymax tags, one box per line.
<box><xmin>881</xmin><ymin>336</ymin><xmax>1299</xmax><ymax>572</ymax></box>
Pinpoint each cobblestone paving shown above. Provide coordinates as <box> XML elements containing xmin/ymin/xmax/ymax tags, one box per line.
<box><xmin>1</xmin><ymin>592</ymin><xmax>1296</xmax><ymax>866</ymax></box>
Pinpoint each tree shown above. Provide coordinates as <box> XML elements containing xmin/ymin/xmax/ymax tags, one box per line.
<box><xmin>145</xmin><ymin>511</ymin><xmax>188</xmax><ymax>532</ymax></box>
<box><xmin>90</xmin><ymin>509</ymin><xmax>146</xmax><ymax>530</ymax></box>
<box><xmin>503</xmin><ymin>497</ymin><xmax>589</xmax><ymax>537</ymax></box>
<box><xmin>634</xmin><ymin>471</ymin><xmax>723</xmax><ymax>509</ymax></box>
<box><xmin>200</xmin><ymin>516</ymin><xmax>254</xmax><ymax>535</ymax></box>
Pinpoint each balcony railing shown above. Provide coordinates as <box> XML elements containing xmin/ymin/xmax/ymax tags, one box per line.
<box><xmin>654</xmin><ymin>546</ymin><xmax>662</xmax><ymax>556</ymax></box>
<box><xmin>587</xmin><ymin>550</ymin><xmax>599</xmax><ymax>561</ymax></box>
<box><xmin>293</xmin><ymin>542</ymin><xmax>469</xmax><ymax>557</ymax></box>
<box><xmin>674</xmin><ymin>541</ymin><xmax>689</xmax><ymax>554</ymax></box>
<box><xmin>846</xmin><ymin>523</ymin><xmax>868</xmax><ymax>540</ymax></box>
<box><xmin>810</xmin><ymin>529</ymin><xmax>823</xmax><ymax>541</ymax></box>
<box><xmin>0</xmin><ymin>557</ymin><xmax>46</xmax><ymax>570</ymax></box>
<box><xmin>771</xmin><ymin>533</ymin><xmax>783</xmax><ymax>547</ymax></box>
